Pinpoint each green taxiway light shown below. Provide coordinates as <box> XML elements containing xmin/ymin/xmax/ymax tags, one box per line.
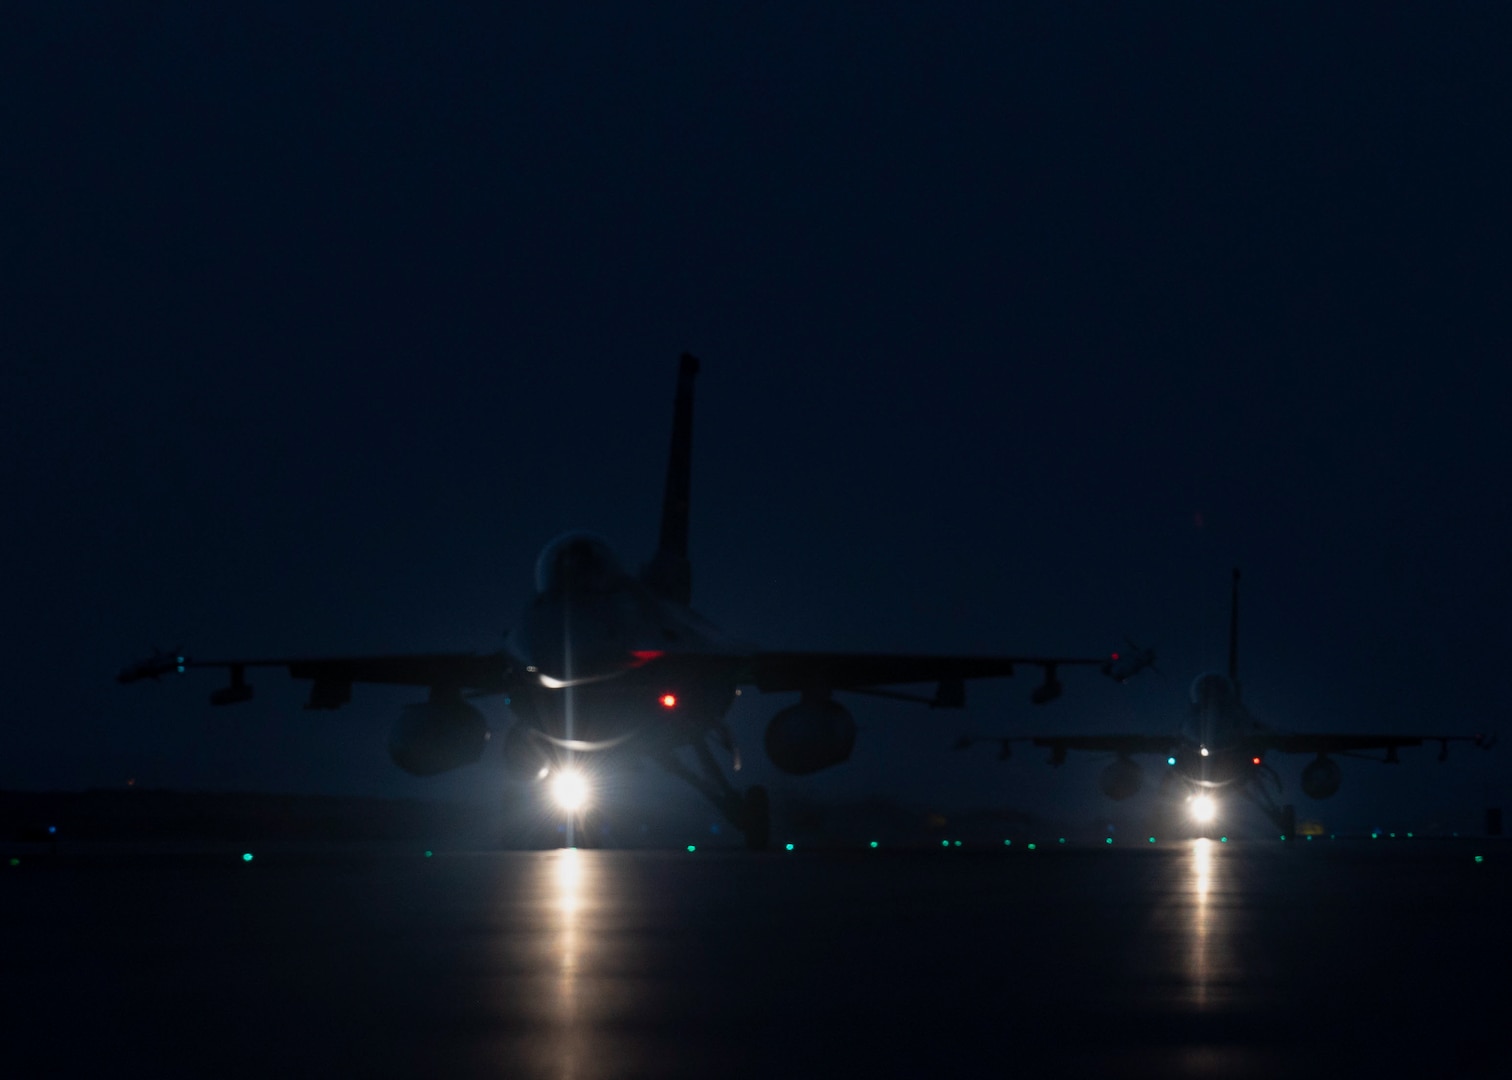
<box><xmin>242</xmin><ymin>853</ymin><xmax>253</xmax><ymax>862</ymax></box>
<box><xmin>1058</xmin><ymin>838</ymin><xmax>1066</xmax><ymax>844</ymax></box>
<box><xmin>686</xmin><ymin>845</ymin><xmax>696</xmax><ymax>853</ymax></box>
<box><xmin>1148</xmin><ymin>837</ymin><xmax>1156</xmax><ymax>844</ymax></box>
<box><xmin>1027</xmin><ymin>843</ymin><xmax>1036</xmax><ymax>851</ymax></box>
<box><xmin>424</xmin><ymin>850</ymin><xmax>433</xmax><ymax>858</ymax></box>
<box><xmin>785</xmin><ymin>843</ymin><xmax>794</xmax><ymax>851</ymax></box>
<box><xmin>1279</xmin><ymin>835</ymin><xmax>1287</xmax><ymax>841</ymax></box>
<box><xmin>869</xmin><ymin>841</ymin><xmax>878</xmax><ymax>849</ymax></box>
<box><xmin>1167</xmin><ymin>757</ymin><xmax>1176</xmax><ymax>766</ymax></box>
<box><xmin>1475</xmin><ymin>855</ymin><xmax>1484</xmax><ymax>863</ymax></box>
<box><xmin>1105</xmin><ymin>838</ymin><xmax>1113</xmax><ymax>844</ymax></box>
<box><xmin>1407</xmin><ymin>832</ymin><xmax>1414</xmax><ymax>839</ymax></box>
<box><xmin>1220</xmin><ymin>836</ymin><xmax>1228</xmax><ymax>843</ymax></box>
<box><xmin>953</xmin><ymin>840</ymin><xmax>962</xmax><ymax>847</ymax></box>
<box><xmin>7</xmin><ymin>858</ymin><xmax>18</xmax><ymax>867</ymax></box>
<box><xmin>1003</xmin><ymin>839</ymin><xmax>1012</xmax><ymax>846</ymax></box>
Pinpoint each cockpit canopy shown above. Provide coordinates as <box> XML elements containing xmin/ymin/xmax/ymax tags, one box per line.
<box><xmin>534</xmin><ymin>531</ymin><xmax>625</xmax><ymax>594</ymax></box>
<box><xmin>1189</xmin><ymin>672</ymin><xmax>1238</xmax><ymax>709</ymax></box>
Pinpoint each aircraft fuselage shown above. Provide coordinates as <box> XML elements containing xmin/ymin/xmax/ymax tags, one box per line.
<box><xmin>506</xmin><ymin>531</ymin><xmax>745</xmax><ymax>759</ymax></box>
<box><xmin>1172</xmin><ymin>672</ymin><xmax>1267</xmax><ymax>790</ymax></box>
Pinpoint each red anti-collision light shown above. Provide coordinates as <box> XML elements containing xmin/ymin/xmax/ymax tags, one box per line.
<box><xmin>659</xmin><ymin>693</ymin><xmax>678</xmax><ymax>709</ymax></box>
<box><xmin>1251</xmin><ymin>756</ymin><xmax>1262</xmax><ymax>765</ymax></box>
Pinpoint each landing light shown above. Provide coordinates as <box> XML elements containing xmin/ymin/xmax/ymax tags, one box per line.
<box><xmin>1200</xmin><ymin>746</ymin><xmax>1210</xmax><ymax>758</ymax></box>
<box><xmin>1190</xmin><ymin>796</ymin><xmax>1217</xmax><ymax>823</ymax></box>
<box><xmin>550</xmin><ymin>769</ymin><xmax>590</xmax><ymax>812</ymax></box>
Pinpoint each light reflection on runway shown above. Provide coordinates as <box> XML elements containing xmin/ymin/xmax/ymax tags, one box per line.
<box><xmin>19</xmin><ymin>845</ymin><xmax>1499</xmax><ymax>1078</ymax></box>
<box><xmin>553</xmin><ymin>850</ymin><xmax>584</xmax><ymax>1077</ymax></box>
<box><xmin>488</xmin><ymin>849</ymin><xmax>626</xmax><ymax>1080</ymax></box>
<box><xmin>1187</xmin><ymin>839</ymin><xmax>1216</xmax><ymax>1006</ymax></box>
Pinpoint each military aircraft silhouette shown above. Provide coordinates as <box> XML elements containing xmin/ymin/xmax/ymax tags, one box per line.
<box><xmin>120</xmin><ymin>354</ymin><xmax>1115</xmax><ymax>848</ymax></box>
<box><xmin>956</xmin><ymin>568</ymin><xmax>1492</xmax><ymax>837</ymax></box>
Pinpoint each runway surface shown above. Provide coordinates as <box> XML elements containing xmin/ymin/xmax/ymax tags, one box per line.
<box><xmin>3</xmin><ymin>840</ymin><xmax>1508</xmax><ymax>1078</ymax></box>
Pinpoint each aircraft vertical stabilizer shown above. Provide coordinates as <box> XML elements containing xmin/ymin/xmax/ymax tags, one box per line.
<box><xmin>641</xmin><ymin>353</ymin><xmax>699</xmax><ymax>605</ymax></box>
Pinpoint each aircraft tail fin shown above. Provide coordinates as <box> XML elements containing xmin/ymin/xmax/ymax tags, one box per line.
<box><xmin>641</xmin><ymin>353</ymin><xmax>699</xmax><ymax>604</ymax></box>
<box><xmin>1227</xmin><ymin>567</ymin><xmax>1241</xmax><ymax>697</ymax></box>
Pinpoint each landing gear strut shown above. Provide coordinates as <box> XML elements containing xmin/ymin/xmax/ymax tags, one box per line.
<box><xmin>656</xmin><ymin>738</ymin><xmax>772</xmax><ymax>850</ymax></box>
<box><xmin>1238</xmin><ymin>774</ymin><xmax>1298</xmax><ymax>839</ymax></box>
<box><xmin>741</xmin><ymin>786</ymin><xmax>770</xmax><ymax>851</ymax></box>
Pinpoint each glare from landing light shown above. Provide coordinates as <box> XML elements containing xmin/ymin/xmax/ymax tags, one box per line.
<box><xmin>1190</xmin><ymin>795</ymin><xmax>1217</xmax><ymax>823</ymax></box>
<box><xmin>551</xmin><ymin>769</ymin><xmax>590</xmax><ymax>812</ymax></box>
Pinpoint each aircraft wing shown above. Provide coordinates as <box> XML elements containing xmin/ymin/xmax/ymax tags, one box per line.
<box><xmin>1247</xmin><ymin>731</ymin><xmax>1492</xmax><ymax>757</ymax></box>
<box><xmin>117</xmin><ymin>650</ymin><xmax>516</xmax><ymax>708</ymax></box>
<box><xmin>743</xmin><ymin>651</ymin><xmax>1108</xmax><ymax>705</ymax></box>
<box><xmin>1030</xmin><ymin>734</ymin><xmax>1183</xmax><ymax>756</ymax></box>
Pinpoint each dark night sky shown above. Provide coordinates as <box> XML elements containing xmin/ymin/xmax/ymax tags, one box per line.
<box><xmin>4</xmin><ymin>4</ymin><xmax>1508</xmax><ymax>832</ymax></box>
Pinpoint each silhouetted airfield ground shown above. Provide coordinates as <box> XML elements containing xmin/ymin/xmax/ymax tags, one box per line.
<box><xmin>3</xmin><ymin>824</ymin><xmax>1508</xmax><ymax>1078</ymax></box>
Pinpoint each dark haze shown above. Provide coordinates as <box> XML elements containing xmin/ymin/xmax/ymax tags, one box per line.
<box><xmin>4</xmin><ymin>4</ymin><xmax>1508</xmax><ymax>835</ymax></box>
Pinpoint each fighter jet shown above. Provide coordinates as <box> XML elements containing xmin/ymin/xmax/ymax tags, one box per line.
<box><xmin>956</xmin><ymin>568</ymin><xmax>1492</xmax><ymax>837</ymax></box>
<box><xmin>120</xmin><ymin>354</ymin><xmax>1113</xmax><ymax>848</ymax></box>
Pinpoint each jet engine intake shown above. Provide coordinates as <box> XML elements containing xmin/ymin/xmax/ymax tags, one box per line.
<box><xmin>1099</xmin><ymin>757</ymin><xmax>1143</xmax><ymax>801</ymax></box>
<box><xmin>500</xmin><ymin>722</ymin><xmax>551</xmax><ymax>779</ymax></box>
<box><xmin>1300</xmin><ymin>754</ymin><xmax>1342</xmax><ymax>800</ymax></box>
<box><xmin>388</xmin><ymin>696</ymin><xmax>489</xmax><ymax>776</ymax></box>
<box><xmin>764</xmin><ymin>698</ymin><xmax>856</xmax><ymax>775</ymax></box>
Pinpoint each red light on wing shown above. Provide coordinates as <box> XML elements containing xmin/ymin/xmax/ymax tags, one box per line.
<box><xmin>1251</xmin><ymin>756</ymin><xmax>1262</xmax><ymax>765</ymax></box>
<box><xmin>628</xmin><ymin>650</ymin><xmax>665</xmax><ymax>668</ymax></box>
<box><xmin>659</xmin><ymin>693</ymin><xmax>678</xmax><ymax>709</ymax></box>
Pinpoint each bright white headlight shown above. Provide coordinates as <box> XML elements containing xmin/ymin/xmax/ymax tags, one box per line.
<box><xmin>1190</xmin><ymin>795</ymin><xmax>1217</xmax><ymax>823</ymax></box>
<box><xmin>550</xmin><ymin>769</ymin><xmax>589</xmax><ymax>812</ymax></box>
